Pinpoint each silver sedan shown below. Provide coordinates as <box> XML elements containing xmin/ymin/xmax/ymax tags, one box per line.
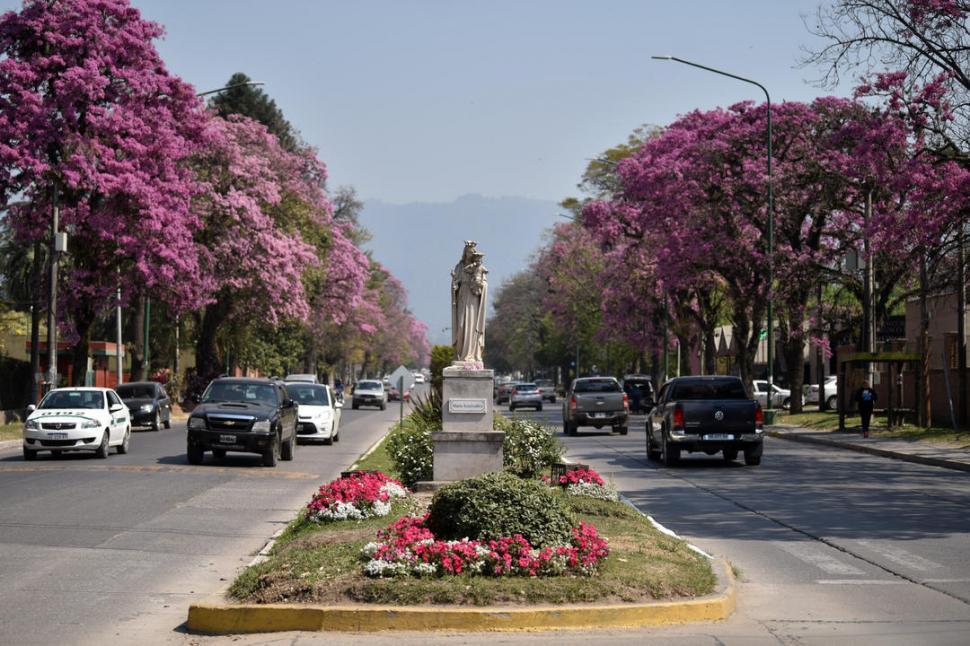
<box><xmin>509</xmin><ymin>383</ymin><xmax>543</xmax><ymax>411</ymax></box>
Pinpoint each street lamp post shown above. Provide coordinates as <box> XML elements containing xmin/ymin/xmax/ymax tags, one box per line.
<box><xmin>652</xmin><ymin>55</ymin><xmax>774</xmax><ymax>414</ymax></box>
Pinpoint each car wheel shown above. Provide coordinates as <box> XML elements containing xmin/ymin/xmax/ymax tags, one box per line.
<box><xmin>380</xmin><ymin>403</ymin><xmax>386</xmax><ymax>411</ymax></box>
<box><xmin>537</xmin><ymin>404</ymin><xmax>543</xmax><ymax>412</ymax></box>
<box><xmin>352</xmin><ymin>401</ymin><xmax>359</xmax><ymax>410</ymax></box>
<box><xmin>568</xmin><ymin>422</ymin><xmax>578</xmax><ymax>436</ymax></box>
<box><xmin>281</xmin><ymin>432</ymin><xmax>295</xmax><ymax>461</ymax></box>
<box><xmin>116</xmin><ymin>428</ymin><xmax>130</xmax><ymax>454</ymax></box>
<box><xmin>744</xmin><ymin>448</ymin><xmax>762</xmax><ymax>466</ymax></box>
<box><xmin>825</xmin><ymin>395</ymin><xmax>837</xmax><ymax>410</ymax></box>
<box><xmin>187</xmin><ymin>443</ymin><xmax>204</xmax><ymax>465</ymax></box>
<box><xmin>618</xmin><ymin>426</ymin><xmax>629</xmax><ymax>435</ymax></box>
<box><xmin>551</xmin><ymin>397</ymin><xmax>557</xmax><ymax>404</ymax></box>
<box><xmin>509</xmin><ymin>404</ymin><xmax>516</xmax><ymax>412</ymax></box>
<box><xmin>723</xmin><ymin>449</ymin><xmax>738</xmax><ymax>462</ymax></box>
<box><xmin>151</xmin><ymin>411</ymin><xmax>161</xmax><ymax>432</ymax></box>
<box><xmin>23</xmin><ymin>447</ymin><xmax>36</xmax><ymax>461</ymax></box>
<box><xmin>262</xmin><ymin>437</ymin><xmax>279</xmax><ymax>467</ymax></box>
<box><xmin>212</xmin><ymin>448</ymin><xmax>226</xmax><ymax>460</ymax></box>
<box><xmin>783</xmin><ymin>397</ymin><xmax>791</xmax><ymax>409</ymax></box>
<box><xmin>95</xmin><ymin>431</ymin><xmax>111</xmax><ymax>459</ymax></box>
<box><xmin>661</xmin><ymin>434</ymin><xmax>679</xmax><ymax>467</ymax></box>
<box><xmin>163</xmin><ymin>415</ymin><xmax>171</xmax><ymax>430</ymax></box>
<box><xmin>333</xmin><ymin>431</ymin><xmax>340</xmax><ymax>442</ymax></box>
<box><xmin>646</xmin><ymin>434</ymin><xmax>661</xmax><ymax>461</ymax></box>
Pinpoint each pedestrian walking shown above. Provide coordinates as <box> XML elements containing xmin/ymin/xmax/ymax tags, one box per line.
<box><xmin>854</xmin><ymin>381</ymin><xmax>878</xmax><ymax>438</ymax></box>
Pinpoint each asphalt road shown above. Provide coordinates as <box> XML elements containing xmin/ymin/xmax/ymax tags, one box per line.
<box><xmin>205</xmin><ymin>404</ymin><xmax>970</xmax><ymax>646</ymax></box>
<box><xmin>0</xmin><ymin>397</ymin><xmax>405</xmax><ymax>646</ymax></box>
<box><xmin>5</xmin><ymin>398</ymin><xmax>970</xmax><ymax>645</ymax></box>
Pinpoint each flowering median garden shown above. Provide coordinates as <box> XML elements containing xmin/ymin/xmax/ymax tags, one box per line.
<box><xmin>229</xmin><ymin>414</ymin><xmax>715</xmax><ymax>606</ymax></box>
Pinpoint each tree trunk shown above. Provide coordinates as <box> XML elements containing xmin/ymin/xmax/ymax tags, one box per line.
<box><xmin>784</xmin><ymin>337</ymin><xmax>805</xmax><ymax>414</ymax></box>
<box><xmin>128</xmin><ymin>293</ymin><xmax>145</xmax><ymax>381</ymax></box>
<box><xmin>28</xmin><ymin>240</ymin><xmax>44</xmax><ymax>404</ymax></box>
<box><xmin>70</xmin><ymin>306</ymin><xmax>96</xmax><ymax>387</ymax></box>
<box><xmin>196</xmin><ymin>298</ymin><xmax>230</xmax><ymax>379</ymax></box>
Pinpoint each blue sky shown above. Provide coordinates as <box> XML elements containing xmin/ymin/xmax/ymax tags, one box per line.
<box><xmin>3</xmin><ymin>0</ymin><xmax>853</xmax><ymax>204</ymax></box>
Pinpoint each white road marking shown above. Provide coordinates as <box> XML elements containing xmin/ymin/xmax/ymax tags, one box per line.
<box><xmin>815</xmin><ymin>579</ymin><xmax>909</xmax><ymax>585</ymax></box>
<box><xmin>855</xmin><ymin>540</ymin><xmax>944</xmax><ymax>572</ymax></box>
<box><xmin>775</xmin><ymin>541</ymin><xmax>865</xmax><ymax>575</ymax></box>
<box><xmin>922</xmin><ymin>578</ymin><xmax>970</xmax><ymax>583</ymax></box>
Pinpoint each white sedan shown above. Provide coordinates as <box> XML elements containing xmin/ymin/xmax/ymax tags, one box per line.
<box><xmin>752</xmin><ymin>380</ymin><xmax>800</xmax><ymax>409</ymax></box>
<box><xmin>287</xmin><ymin>382</ymin><xmax>343</xmax><ymax>445</ymax></box>
<box><xmin>22</xmin><ymin>387</ymin><xmax>131</xmax><ymax>460</ymax></box>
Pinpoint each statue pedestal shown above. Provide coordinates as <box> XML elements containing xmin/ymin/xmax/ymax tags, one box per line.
<box><xmin>431</xmin><ymin>366</ymin><xmax>503</xmax><ymax>482</ymax></box>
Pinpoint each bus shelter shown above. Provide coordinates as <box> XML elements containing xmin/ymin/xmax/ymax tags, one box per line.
<box><xmin>837</xmin><ymin>351</ymin><xmax>922</xmax><ymax>432</ymax></box>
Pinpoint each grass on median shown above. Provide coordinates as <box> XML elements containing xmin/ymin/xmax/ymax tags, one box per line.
<box><xmin>228</xmin><ymin>429</ymin><xmax>716</xmax><ymax>607</ymax></box>
<box><xmin>777</xmin><ymin>411</ymin><xmax>970</xmax><ymax>447</ymax></box>
<box><xmin>0</xmin><ymin>422</ymin><xmax>22</xmax><ymax>441</ymax></box>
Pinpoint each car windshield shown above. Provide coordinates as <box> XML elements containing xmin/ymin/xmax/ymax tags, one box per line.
<box><xmin>671</xmin><ymin>379</ymin><xmax>747</xmax><ymax>400</ymax></box>
<box><xmin>574</xmin><ymin>379</ymin><xmax>620</xmax><ymax>393</ymax></box>
<box><xmin>535</xmin><ymin>380</ymin><xmax>553</xmax><ymax>387</ymax></box>
<box><xmin>288</xmin><ymin>384</ymin><xmax>330</xmax><ymax>406</ymax></box>
<box><xmin>357</xmin><ymin>381</ymin><xmax>381</xmax><ymax>391</ymax></box>
<box><xmin>625</xmin><ymin>382</ymin><xmax>653</xmax><ymax>397</ymax></box>
<box><xmin>116</xmin><ymin>384</ymin><xmax>154</xmax><ymax>399</ymax></box>
<box><xmin>202</xmin><ymin>382</ymin><xmax>277</xmax><ymax>406</ymax></box>
<box><xmin>39</xmin><ymin>390</ymin><xmax>104</xmax><ymax>410</ymax></box>
<box><xmin>516</xmin><ymin>384</ymin><xmax>538</xmax><ymax>392</ymax></box>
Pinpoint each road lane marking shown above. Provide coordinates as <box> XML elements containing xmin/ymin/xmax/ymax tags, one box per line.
<box><xmin>0</xmin><ymin>464</ymin><xmax>319</xmax><ymax>479</ymax></box>
<box><xmin>855</xmin><ymin>540</ymin><xmax>944</xmax><ymax>572</ymax></box>
<box><xmin>775</xmin><ymin>541</ymin><xmax>865</xmax><ymax>575</ymax></box>
<box><xmin>815</xmin><ymin>579</ymin><xmax>909</xmax><ymax>585</ymax></box>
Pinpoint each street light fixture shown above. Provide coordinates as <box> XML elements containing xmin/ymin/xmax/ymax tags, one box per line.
<box><xmin>651</xmin><ymin>55</ymin><xmax>775</xmax><ymax>414</ymax></box>
<box><xmin>196</xmin><ymin>80</ymin><xmax>265</xmax><ymax>97</ymax></box>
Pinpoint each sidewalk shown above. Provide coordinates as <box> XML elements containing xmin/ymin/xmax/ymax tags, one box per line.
<box><xmin>767</xmin><ymin>424</ymin><xmax>970</xmax><ymax>473</ymax></box>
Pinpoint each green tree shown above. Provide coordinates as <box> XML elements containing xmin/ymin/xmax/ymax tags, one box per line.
<box><xmin>209</xmin><ymin>72</ymin><xmax>297</xmax><ymax>152</ymax></box>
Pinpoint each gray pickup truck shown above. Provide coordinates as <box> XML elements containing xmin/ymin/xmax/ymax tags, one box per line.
<box><xmin>563</xmin><ymin>377</ymin><xmax>629</xmax><ymax>436</ymax></box>
<box><xmin>647</xmin><ymin>376</ymin><xmax>763</xmax><ymax>466</ymax></box>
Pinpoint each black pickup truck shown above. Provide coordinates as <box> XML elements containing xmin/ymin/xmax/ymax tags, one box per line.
<box><xmin>647</xmin><ymin>376</ymin><xmax>764</xmax><ymax>466</ymax></box>
<box><xmin>186</xmin><ymin>378</ymin><xmax>298</xmax><ymax>467</ymax></box>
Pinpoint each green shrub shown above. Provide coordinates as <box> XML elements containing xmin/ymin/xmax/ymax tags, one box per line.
<box><xmin>386</xmin><ymin>414</ymin><xmax>435</xmax><ymax>487</ymax></box>
<box><xmin>496</xmin><ymin>416</ymin><xmax>564</xmax><ymax>478</ymax></box>
<box><xmin>426</xmin><ymin>472</ymin><xmax>574</xmax><ymax>546</ymax></box>
<box><xmin>429</xmin><ymin>344</ymin><xmax>454</xmax><ymax>397</ymax></box>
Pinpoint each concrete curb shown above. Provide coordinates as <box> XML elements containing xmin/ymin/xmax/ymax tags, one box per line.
<box><xmin>0</xmin><ymin>438</ymin><xmax>21</xmax><ymax>452</ymax></box>
<box><xmin>186</xmin><ymin>559</ymin><xmax>735</xmax><ymax>634</ymax></box>
<box><xmin>766</xmin><ymin>429</ymin><xmax>970</xmax><ymax>473</ymax></box>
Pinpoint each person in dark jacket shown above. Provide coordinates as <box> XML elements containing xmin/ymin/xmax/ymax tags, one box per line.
<box><xmin>854</xmin><ymin>381</ymin><xmax>878</xmax><ymax>438</ymax></box>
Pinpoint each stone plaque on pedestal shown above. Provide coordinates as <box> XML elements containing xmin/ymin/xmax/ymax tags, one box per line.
<box><xmin>432</xmin><ymin>366</ymin><xmax>503</xmax><ymax>482</ymax></box>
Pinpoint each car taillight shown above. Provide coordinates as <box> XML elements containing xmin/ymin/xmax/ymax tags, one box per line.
<box><xmin>672</xmin><ymin>406</ymin><xmax>684</xmax><ymax>430</ymax></box>
<box><xmin>570</xmin><ymin>395</ymin><xmax>577</xmax><ymax>410</ymax></box>
<box><xmin>623</xmin><ymin>393</ymin><xmax>629</xmax><ymax>411</ymax></box>
<box><xmin>754</xmin><ymin>405</ymin><xmax>764</xmax><ymax>430</ymax></box>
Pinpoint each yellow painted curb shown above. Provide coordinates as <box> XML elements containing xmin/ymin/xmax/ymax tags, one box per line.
<box><xmin>186</xmin><ymin>560</ymin><xmax>736</xmax><ymax>634</ymax></box>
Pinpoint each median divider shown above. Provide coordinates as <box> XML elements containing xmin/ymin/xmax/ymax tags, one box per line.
<box><xmin>186</xmin><ymin>558</ymin><xmax>735</xmax><ymax>634</ymax></box>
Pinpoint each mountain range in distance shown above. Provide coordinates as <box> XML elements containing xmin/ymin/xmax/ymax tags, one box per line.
<box><xmin>359</xmin><ymin>193</ymin><xmax>563</xmax><ymax>347</ymax></box>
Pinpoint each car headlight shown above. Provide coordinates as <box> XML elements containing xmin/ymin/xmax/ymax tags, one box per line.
<box><xmin>140</xmin><ymin>404</ymin><xmax>153</xmax><ymax>412</ymax></box>
<box><xmin>252</xmin><ymin>420</ymin><xmax>271</xmax><ymax>432</ymax></box>
<box><xmin>188</xmin><ymin>417</ymin><xmax>207</xmax><ymax>430</ymax></box>
<box><xmin>25</xmin><ymin>418</ymin><xmax>40</xmax><ymax>430</ymax></box>
<box><xmin>80</xmin><ymin>418</ymin><xmax>100</xmax><ymax>429</ymax></box>
<box><xmin>316</xmin><ymin>410</ymin><xmax>332</xmax><ymax>420</ymax></box>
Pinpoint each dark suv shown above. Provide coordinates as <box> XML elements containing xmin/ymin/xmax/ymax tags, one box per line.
<box><xmin>186</xmin><ymin>378</ymin><xmax>297</xmax><ymax>466</ymax></box>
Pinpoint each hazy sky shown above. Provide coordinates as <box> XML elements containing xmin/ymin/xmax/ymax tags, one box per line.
<box><xmin>3</xmin><ymin>0</ymin><xmax>853</xmax><ymax>204</ymax></box>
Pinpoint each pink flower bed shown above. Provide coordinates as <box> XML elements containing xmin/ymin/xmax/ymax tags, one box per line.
<box><xmin>558</xmin><ymin>468</ymin><xmax>605</xmax><ymax>487</ymax></box>
<box><xmin>306</xmin><ymin>471</ymin><xmax>407</xmax><ymax>522</ymax></box>
<box><xmin>361</xmin><ymin>513</ymin><xmax>610</xmax><ymax>578</ymax></box>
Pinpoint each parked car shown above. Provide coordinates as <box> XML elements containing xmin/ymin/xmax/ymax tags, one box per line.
<box><xmin>647</xmin><ymin>376</ymin><xmax>764</xmax><ymax>466</ymax></box>
<box><xmin>413</xmin><ymin>372</ymin><xmax>425</xmax><ymax>384</ymax></box>
<box><xmin>534</xmin><ymin>379</ymin><xmax>557</xmax><ymax>403</ymax></box>
<box><xmin>22</xmin><ymin>387</ymin><xmax>131</xmax><ymax>460</ymax></box>
<box><xmin>510</xmin><ymin>383</ymin><xmax>543</xmax><ymax>411</ymax></box>
<box><xmin>388</xmin><ymin>386</ymin><xmax>410</xmax><ymax>402</ymax></box>
<box><xmin>804</xmin><ymin>375</ymin><xmax>838</xmax><ymax>409</ymax></box>
<box><xmin>284</xmin><ymin>373</ymin><xmax>318</xmax><ymax>384</ymax></box>
<box><xmin>287</xmin><ymin>381</ymin><xmax>341</xmax><ymax>445</ymax></box>
<box><xmin>622</xmin><ymin>374</ymin><xmax>656</xmax><ymax>414</ymax></box>
<box><xmin>563</xmin><ymin>377</ymin><xmax>629</xmax><ymax>435</ymax></box>
<box><xmin>352</xmin><ymin>380</ymin><xmax>386</xmax><ymax>410</ymax></box>
<box><xmin>186</xmin><ymin>378</ymin><xmax>297</xmax><ymax>466</ymax></box>
<box><xmin>752</xmin><ymin>380</ymin><xmax>799</xmax><ymax>409</ymax></box>
<box><xmin>116</xmin><ymin>381</ymin><xmax>172</xmax><ymax>431</ymax></box>
<box><xmin>494</xmin><ymin>381</ymin><xmax>520</xmax><ymax>404</ymax></box>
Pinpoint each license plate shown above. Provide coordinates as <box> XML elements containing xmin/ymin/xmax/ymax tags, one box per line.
<box><xmin>703</xmin><ymin>434</ymin><xmax>734</xmax><ymax>441</ymax></box>
<box><xmin>47</xmin><ymin>432</ymin><xmax>68</xmax><ymax>439</ymax></box>
<box><xmin>219</xmin><ymin>434</ymin><xmax>237</xmax><ymax>444</ymax></box>
<box><xmin>591</xmin><ymin>412</ymin><xmax>608</xmax><ymax>418</ymax></box>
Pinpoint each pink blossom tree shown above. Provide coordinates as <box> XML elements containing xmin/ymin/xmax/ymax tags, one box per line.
<box><xmin>0</xmin><ymin>0</ymin><xmax>211</xmax><ymax>384</ymax></box>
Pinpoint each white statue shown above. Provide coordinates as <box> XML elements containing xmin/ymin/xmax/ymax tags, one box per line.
<box><xmin>451</xmin><ymin>241</ymin><xmax>488</xmax><ymax>365</ymax></box>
